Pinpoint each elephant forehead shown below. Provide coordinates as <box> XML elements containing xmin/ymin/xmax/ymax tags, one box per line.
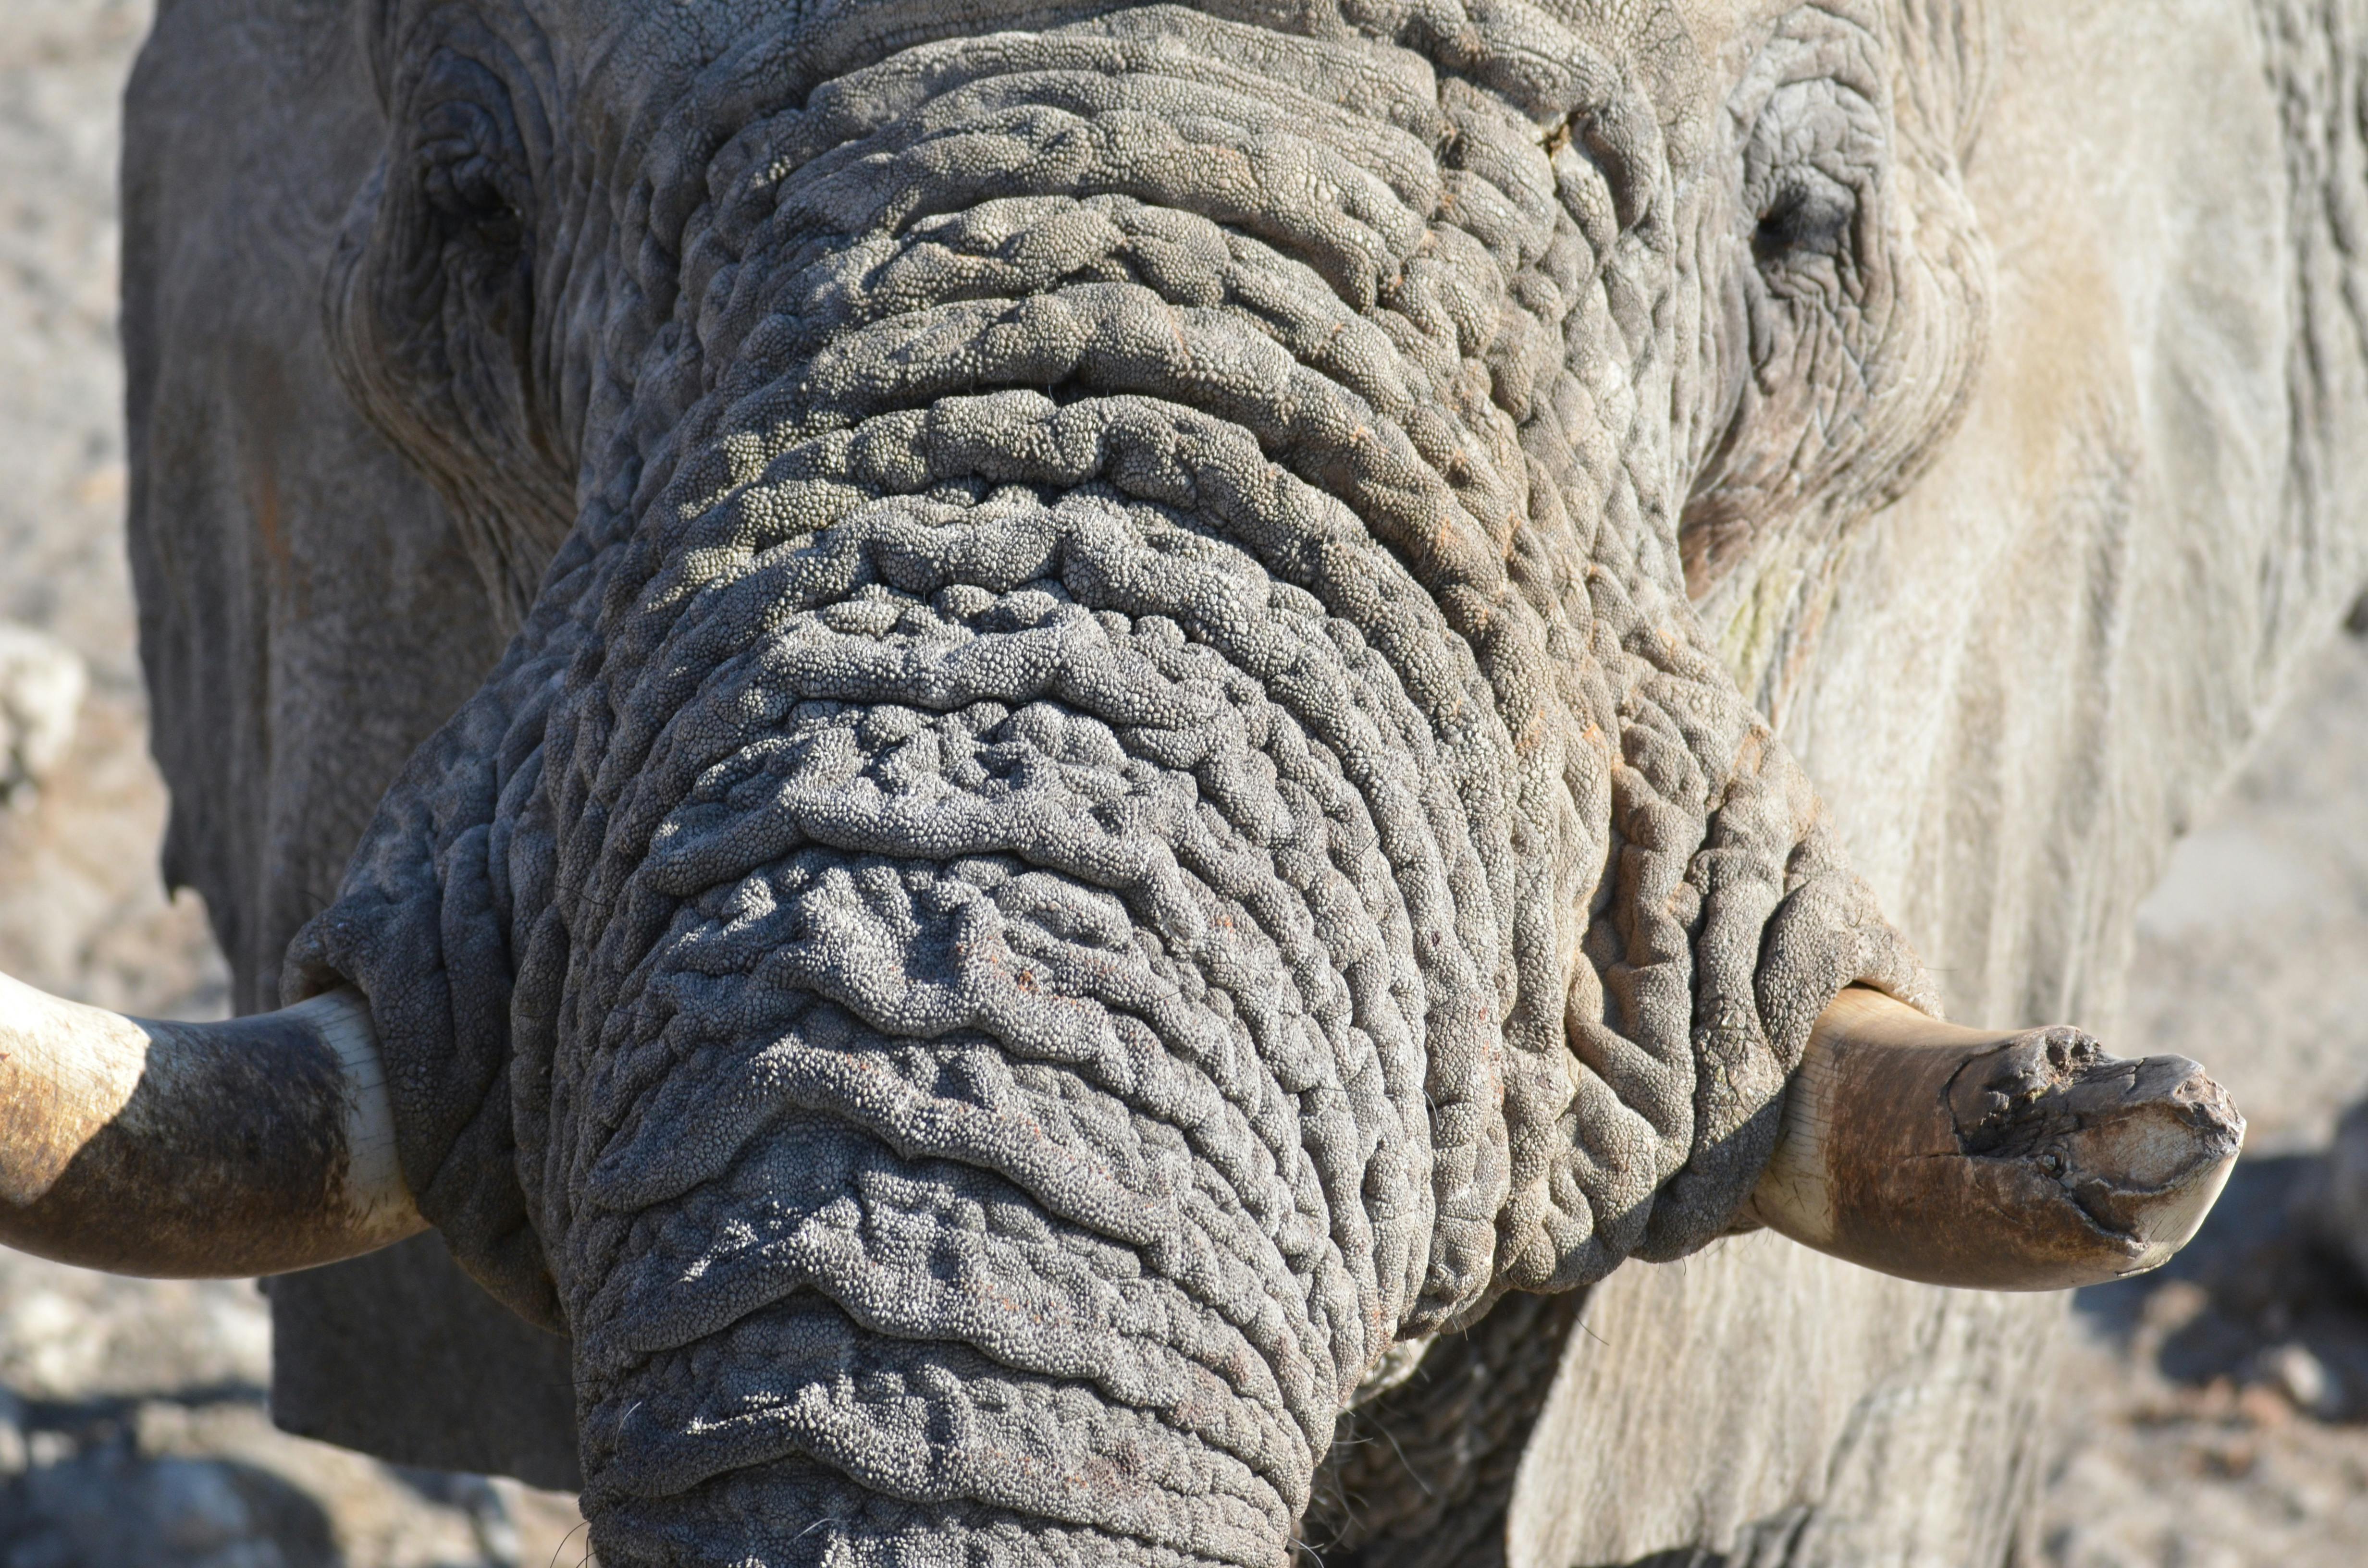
<box><xmin>532</xmin><ymin>0</ymin><xmax>1727</xmax><ymax>149</ymax></box>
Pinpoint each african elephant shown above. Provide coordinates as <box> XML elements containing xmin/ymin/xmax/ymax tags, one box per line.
<box><xmin>0</xmin><ymin>0</ymin><xmax>2354</xmax><ymax>1563</ymax></box>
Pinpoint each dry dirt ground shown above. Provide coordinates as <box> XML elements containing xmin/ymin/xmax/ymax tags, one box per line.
<box><xmin>2</xmin><ymin>2</ymin><xmax>2367</xmax><ymax>1565</ymax></box>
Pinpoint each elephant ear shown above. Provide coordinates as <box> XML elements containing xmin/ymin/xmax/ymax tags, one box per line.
<box><xmin>121</xmin><ymin>0</ymin><xmax>576</xmax><ymax>1488</ymax></box>
<box><xmin>1678</xmin><ymin>0</ymin><xmax>1994</xmax><ymax>718</ymax></box>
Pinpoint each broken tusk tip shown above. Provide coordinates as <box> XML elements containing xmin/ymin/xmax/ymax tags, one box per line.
<box><xmin>1753</xmin><ymin>989</ymin><xmax>2246</xmax><ymax>1292</ymax></box>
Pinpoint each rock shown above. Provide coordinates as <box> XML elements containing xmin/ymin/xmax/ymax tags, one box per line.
<box><xmin>150</xmin><ymin>1458</ymin><xmax>257</xmax><ymax>1554</ymax></box>
<box><xmin>0</xmin><ymin>1254</ymin><xmax>269</xmax><ymax>1401</ymax></box>
<box><xmin>0</xmin><ymin>622</ymin><xmax>86</xmax><ymax>805</ymax></box>
<box><xmin>2257</xmin><ymin>1343</ymin><xmax>2337</xmax><ymax>1417</ymax></box>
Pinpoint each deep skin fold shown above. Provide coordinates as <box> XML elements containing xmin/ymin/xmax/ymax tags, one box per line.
<box><xmin>301</xmin><ymin>4</ymin><xmax>1931</xmax><ymax>1562</ymax></box>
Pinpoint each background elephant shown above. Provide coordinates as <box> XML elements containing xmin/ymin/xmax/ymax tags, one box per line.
<box><xmin>100</xmin><ymin>0</ymin><xmax>2368</xmax><ymax>1565</ymax></box>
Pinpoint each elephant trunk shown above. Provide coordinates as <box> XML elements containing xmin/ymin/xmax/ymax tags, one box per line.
<box><xmin>557</xmin><ymin>606</ymin><xmax>1435</xmax><ymax>1561</ymax></box>
<box><xmin>500</xmin><ymin>27</ymin><xmax>1641</xmax><ymax>1556</ymax></box>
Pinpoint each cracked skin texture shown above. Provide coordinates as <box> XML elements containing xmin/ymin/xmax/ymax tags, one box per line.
<box><xmin>270</xmin><ymin>3</ymin><xmax>1945</xmax><ymax>1564</ymax></box>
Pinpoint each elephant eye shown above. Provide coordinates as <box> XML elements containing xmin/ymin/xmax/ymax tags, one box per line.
<box><xmin>1752</xmin><ymin>172</ymin><xmax>1853</xmax><ymax>268</ymax></box>
<box><xmin>1736</xmin><ymin>69</ymin><xmax>1879</xmax><ymax>300</ymax></box>
<box><xmin>412</xmin><ymin>52</ymin><xmax>530</xmax><ymax>248</ymax></box>
<box><xmin>420</xmin><ymin>113</ymin><xmax>518</xmax><ymax>233</ymax></box>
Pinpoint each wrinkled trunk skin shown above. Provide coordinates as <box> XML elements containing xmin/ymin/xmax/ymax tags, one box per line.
<box><xmin>299</xmin><ymin>6</ymin><xmax>1918</xmax><ymax>1563</ymax></box>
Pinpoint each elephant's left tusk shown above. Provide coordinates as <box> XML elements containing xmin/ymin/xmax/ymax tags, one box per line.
<box><xmin>1750</xmin><ymin>987</ymin><xmax>2243</xmax><ymax>1290</ymax></box>
<box><xmin>0</xmin><ymin>972</ymin><xmax>423</xmax><ymax>1277</ymax></box>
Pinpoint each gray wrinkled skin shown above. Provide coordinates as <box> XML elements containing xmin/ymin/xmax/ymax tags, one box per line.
<box><xmin>169</xmin><ymin>0</ymin><xmax>1983</xmax><ymax>1563</ymax></box>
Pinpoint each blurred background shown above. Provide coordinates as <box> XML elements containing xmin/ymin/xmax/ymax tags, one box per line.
<box><xmin>2</xmin><ymin>1</ymin><xmax>2366</xmax><ymax>1563</ymax></box>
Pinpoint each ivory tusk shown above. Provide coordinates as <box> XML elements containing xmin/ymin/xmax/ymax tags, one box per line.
<box><xmin>1750</xmin><ymin>987</ymin><xmax>2243</xmax><ymax>1290</ymax></box>
<box><xmin>0</xmin><ymin>973</ymin><xmax>422</xmax><ymax>1277</ymax></box>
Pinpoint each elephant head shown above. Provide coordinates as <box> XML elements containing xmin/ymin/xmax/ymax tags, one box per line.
<box><xmin>0</xmin><ymin>2</ymin><xmax>2247</xmax><ymax>1563</ymax></box>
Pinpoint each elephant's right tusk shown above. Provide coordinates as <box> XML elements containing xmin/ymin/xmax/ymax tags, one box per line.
<box><xmin>1750</xmin><ymin>987</ymin><xmax>2243</xmax><ymax>1290</ymax></box>
<box><xmin>0</xmin><ymin>973</ymin><xmax>423</xmax><ymax>1277</ymax></box>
